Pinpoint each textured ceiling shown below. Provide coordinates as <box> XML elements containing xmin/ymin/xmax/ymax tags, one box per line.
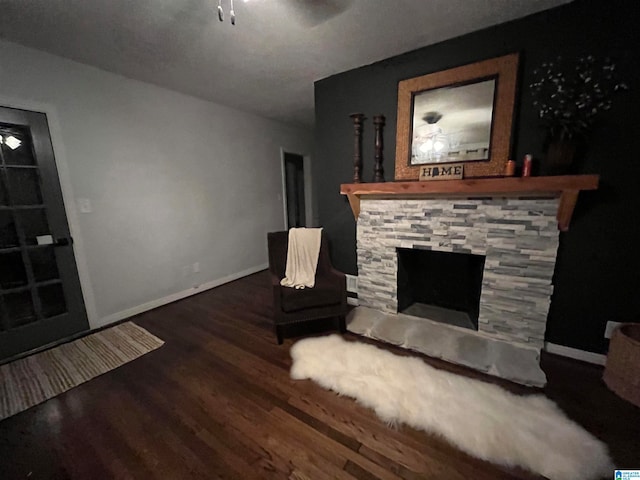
<box><xmin>0</xmin><ymin>0</ymin><xmax>571</xmax><ymax>126</ymax></box>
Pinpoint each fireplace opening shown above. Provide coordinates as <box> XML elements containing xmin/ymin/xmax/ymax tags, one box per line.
<box><xmin>396</xmin><ymin>248</ymin><xmax>485</xmax><ymax>330</ymax></box>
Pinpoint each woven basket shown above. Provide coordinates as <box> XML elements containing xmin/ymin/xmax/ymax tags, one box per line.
<box><xmin>603</xmin><ymin>323</ymin><xmax>640</xmax><ymax>407</ymax></box>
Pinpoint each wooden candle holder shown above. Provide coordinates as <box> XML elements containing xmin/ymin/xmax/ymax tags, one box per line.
<box><xmin>349</xmin><ymin>113</ymin><xmax>365</xmax><ymax>183</ymax></box>
<box><xmin>373</xmin><ymin>114</ymin><xmax>386</xmax><ymax>183</ymax></box>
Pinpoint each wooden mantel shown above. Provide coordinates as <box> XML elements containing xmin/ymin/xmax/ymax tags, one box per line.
<box><xmin>340</xmin><ymin>175</ymin><xmax>599</xmax><ymax>231</ymax></box>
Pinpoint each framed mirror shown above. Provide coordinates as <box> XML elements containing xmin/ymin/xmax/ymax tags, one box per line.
<box><xmin>394</xmin><ymin>53</ymin><xmax>519</xmax><ymax>180</ymax></box>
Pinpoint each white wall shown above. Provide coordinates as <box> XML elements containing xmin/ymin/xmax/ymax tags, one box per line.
<box><xmin>0</xmin><ymin>40</ymin><xmax>313</xmax><ymax>329</ymax></box>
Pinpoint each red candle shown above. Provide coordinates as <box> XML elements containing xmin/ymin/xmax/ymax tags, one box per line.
<box><xmin>522</xmin><ymin>154</ymin><xmax>533</xmax><ymax>177</ymax></box>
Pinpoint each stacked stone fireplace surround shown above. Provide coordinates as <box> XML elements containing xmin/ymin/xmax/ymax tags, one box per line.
<box><xmin>348</xmin><ymin>195</ymin><xmax>561</xmax><ymax>386</ymax></box>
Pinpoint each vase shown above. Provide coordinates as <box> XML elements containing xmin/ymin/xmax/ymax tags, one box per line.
<box><xmin>543</xmin><ymin>139</ymin><xmax>578</xmax><ymax>175</ymax></box>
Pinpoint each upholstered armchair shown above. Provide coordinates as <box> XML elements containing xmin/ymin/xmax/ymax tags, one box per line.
<box><xmin>267</xmin><ymin>231</ymin><xmax>347</xmax><ymax>344</ymax></box>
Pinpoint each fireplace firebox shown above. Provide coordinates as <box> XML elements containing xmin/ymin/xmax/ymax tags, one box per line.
<box><xmin>397</xmin><ymin>248</ymin><xmax>485</xmax><ymax>330</ymax></box>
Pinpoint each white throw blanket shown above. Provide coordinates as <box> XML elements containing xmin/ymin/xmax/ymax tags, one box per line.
<box><xmin>290</xmin><ymin>335</ymin><xmax>613</xmax><ymax>480</ymax></box>
<box><xmin>280</xmin><ymin>227</ymin><xmax>323</xmax><ymax>289</ymax></box>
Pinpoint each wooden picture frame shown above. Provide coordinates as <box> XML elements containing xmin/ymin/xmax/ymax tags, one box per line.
<box><xmin>394</xmin><ymin>53</ymin><xmax>519</xmax><ymax>181</ymax></box>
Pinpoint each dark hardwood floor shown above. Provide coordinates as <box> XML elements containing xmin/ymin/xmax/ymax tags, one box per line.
<box><xmin>1</xmin><ymin>271</ymin><xmax>638</xmax><ymax>479</ymax></box>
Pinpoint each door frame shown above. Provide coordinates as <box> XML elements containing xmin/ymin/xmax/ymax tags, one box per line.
<box><xmin>280</xmin><ymin>147</ymin><xmax>313</xmax><ymax>229</ymax></box>
<box><xmin>0</xmin><ymin>95</ymin><xmax>98</xmax><ymax>327</ymax></box>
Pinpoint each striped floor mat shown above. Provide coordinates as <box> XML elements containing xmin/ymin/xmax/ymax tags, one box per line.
<box><xmin>0</xmin><ymin>322</ymin><xmax>164</xmax><ymax>421</ymax></box>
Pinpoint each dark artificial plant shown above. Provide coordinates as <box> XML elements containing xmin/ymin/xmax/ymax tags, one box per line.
<box><xmin>530</xmin><ymin>56</ymin><xmax>628</xmax><ymax>141</ymax></box>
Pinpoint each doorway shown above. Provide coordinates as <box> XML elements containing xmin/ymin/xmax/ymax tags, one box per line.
<box><xmin>0</xmin><ymin>106</ymin><xmax>89</xmax><ymax>362</ymax></box>
<box><xmin>282</xmin><ymin>151</ymin><xmax>306</xmax><ymax>229</ymax></box>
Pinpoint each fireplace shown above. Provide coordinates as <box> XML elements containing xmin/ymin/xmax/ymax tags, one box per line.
<box><xmin>349</xmin><ymin>195</ymin><xmax>562</xmax><ymax>386</ymax></box>
<box><xmin>341</xmin><ymin>176</ymin><xmax>599</xmax><ymax>386</ymax></box>
<box><xmin>397</xmin><ymin>248</ymin><xmax>485</xmax><ymax>331</ymax></box>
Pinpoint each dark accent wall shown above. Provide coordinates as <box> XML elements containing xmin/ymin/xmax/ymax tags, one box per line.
<box><xmin>313</xmin><ymin>0</ymin><xmax>640</xmax><ymax>354</ymax></box>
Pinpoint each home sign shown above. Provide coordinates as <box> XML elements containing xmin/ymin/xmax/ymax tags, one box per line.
<box><xmin>419</xmin><ymin>164</ymin><xmax>464</xmax><ymax>181</ymax></box>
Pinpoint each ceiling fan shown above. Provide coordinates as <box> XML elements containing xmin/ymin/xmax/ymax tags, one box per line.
<box><xmin>216</xmin><ymin>0</ymin><xmax>354</xmax><ymax>27</ymax></box>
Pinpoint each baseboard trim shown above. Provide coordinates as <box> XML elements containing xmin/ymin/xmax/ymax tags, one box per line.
<box><xmin>92</xmin><ymin>264</ymin><xmax>268</xmax><ymax>329</ymax></box>
<box><xmin>544</xmin><ymin>342</ymin><xmax>607</xmax><ymax>366</ymax></box>
<box><xmin>347</xmin><ymin>297</ymin><xmax>360</xmax><ymax>307</ymax></box>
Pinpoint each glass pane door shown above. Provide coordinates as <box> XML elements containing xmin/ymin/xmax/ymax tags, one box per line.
<box><xmin>0</xmin><ymin>124</ymin><xmax>67</xmax><ymax>332</ymax></box>
<box><xmin>0</xmin><ymin>107</ymin><xmax>88</xmax><ymax>361</ymax></box>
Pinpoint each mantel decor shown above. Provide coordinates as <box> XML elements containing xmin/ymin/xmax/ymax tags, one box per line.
<box><xmin>372</xmin><ymin>114</ymin><xmax>386</xmax><ymax>182</ymax></box>
<box><xmin>395</xmin><ymin>53</ymin><xmax>519</xmax><ymax>181</ymax></box>
<box><xmin>349</xmin><ymin>113</ymin><xmax>365</xmax><ymax>183</ymax></box>
<box><xmin>530</xmin><ymin>55</ymin><xmax>628</xmax><ymax>175</ymax></box>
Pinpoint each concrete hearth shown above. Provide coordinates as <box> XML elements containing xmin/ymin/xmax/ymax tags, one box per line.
<box><xmin>347</xmin><ymin>306</ymin><xmax>546</xmax><ymax>386</ymax></box>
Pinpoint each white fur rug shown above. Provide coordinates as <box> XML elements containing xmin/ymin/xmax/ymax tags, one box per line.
<box><xmin>290</xmin><ymin>335</ymin><xmax>612</xmax><ymax>480</ymax></box>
